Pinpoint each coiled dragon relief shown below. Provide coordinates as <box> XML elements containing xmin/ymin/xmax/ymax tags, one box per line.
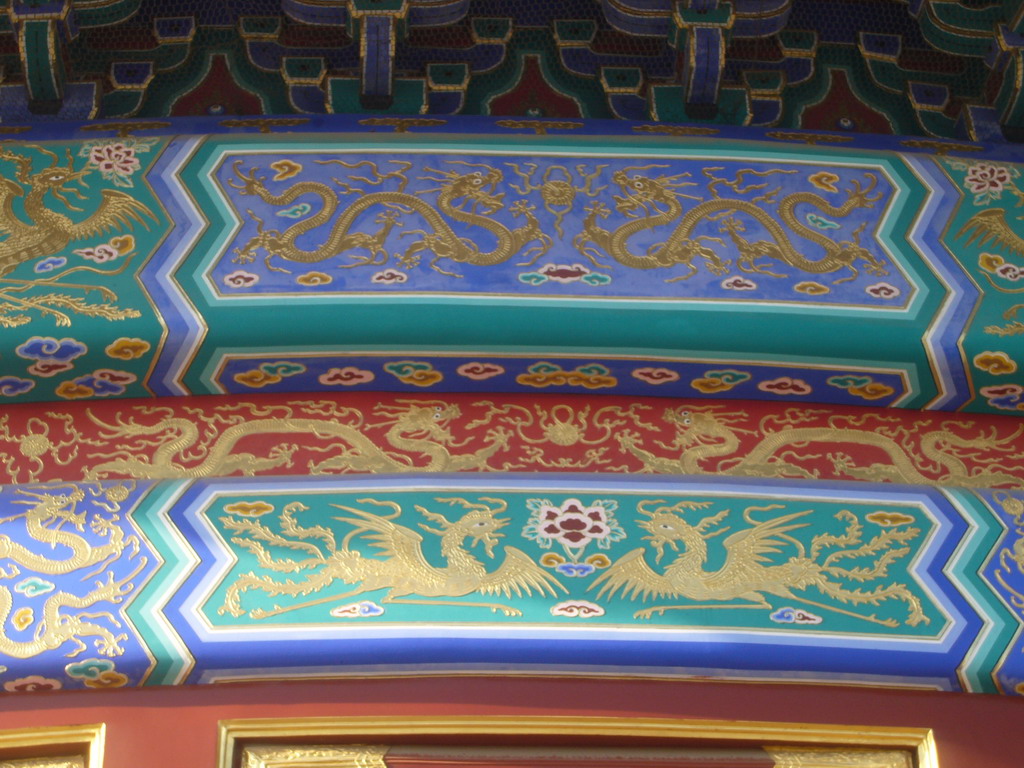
<box><xmin>0</xmin><ymin>483</ymin><xmax>146</xmax><ymax>660</ymax></box>
<box><xmin>220</xmin><ymin>156</ymin><xmax>895</xmax><ymax>287</ymax></box>
<box><xmin>229</xmin><ymin>159</ymin><xmax>551</xmax><ymax>277</ymax></box>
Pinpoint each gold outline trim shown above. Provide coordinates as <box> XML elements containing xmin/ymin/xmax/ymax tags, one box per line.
<box><xmin>0</xmin><ymin>724</ymin><xmax>104</xmax><ymax>768</ymax></box>
<box><xmin>217</xmin><ymin>716</ymin><xmax>936</xmax><ymax>768</ymax></box>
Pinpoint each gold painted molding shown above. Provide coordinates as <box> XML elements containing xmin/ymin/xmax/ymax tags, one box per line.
<box><xmin>218</xmin><ymin>716</ymin><xmax>935</xmax><ymax>768</ymax></box>
<box><xmin>241</xmin><ymin>745</ymin><xmax>388</xmax><ymax>768</ymax></box>
<box><xmin>0</xmin><ymin>724</ymin><xmax>103</xmax><ymax>768</ymax></box>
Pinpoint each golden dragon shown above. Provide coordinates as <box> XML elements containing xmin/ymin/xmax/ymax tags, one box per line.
<box><xmin>81</xmin><ymin>400</ymin><xmax>511</xmax><ymax>479</ymax></box>
<box><xmin>228</xmin><ymin>159</ymin><xmax>551</xmax><ymax>277</ymax></box>
<box><xmin>616</xmin><ymin>406</ymin><xmax>1024</xmax><ymax>488</ymax></box>
<box><xmin>591</xmin><ymin>500</ymin><xmax>927</xmax><ymax>627</ymax></box>
<box><xmin>218</xmin><ymin>496</ymin><xmax>565</xmax><ymax>619</ymax></box>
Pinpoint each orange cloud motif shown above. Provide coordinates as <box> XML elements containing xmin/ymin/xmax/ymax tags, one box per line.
<box><xmin>55</xmin><ymin>381</ymin><xmax>95</xmax><ymax>400</ymax></box>
<box><xmin>270</xmin><ymin>159</ymin><xmax>303</xmax><ymax>180</ymax></box>
<box><xmin>974</xmin><ymin>351</ymin><xmax>1018</xmax><ymax>375</ymax></box>
<box><xmin>979</xmin><ymin>253</ymin><xmax>1005</xmax><ymax>273</ymax></box>
<box><xmin>105</xmin><ymin>337</ymin><xmax>151</xmax><ymax>360</ymax></box>
<box><xmin>808</xmin><ymin>171</ymin><xmax>840</xmax><ymax>193</ymax></box>
<box><xmin>233</xmin><ymin>369</ymin><xmax>283</xmax><ymax>388</ymax></box>
<box><xmin>866</xmin><ymin>511</ymin><xmax>916</xmax><ymax>527</ymax></box>
<box><xmin>12</xmin><ymin>607</ymin><xmax>33</xmax><ymax>630</ymax></box>
<box><xmin>690</xmin><ymin>369</ymin><xmax>751</xmax><ymax>394</ymax></box>
<box><xmin>84</xmin><ymin>671</ymin><xmax>130</xmax><ymax>689</ymax></box>
<box><xmin>794</xmin><ymin>281</ymin><xmax>829</xmax><ymax>295</ymax></box>
<box><xmin>383</xmin><ymin>361</ymin><xmax>444</xmax><ymax>387</ymax></box>
<box><xmin>849</xmin><ymin>382</ymin><xmax>895</xmax><ymax>400</ymax></box>
<box><xmin>223</xmin><ymin>500</ymin><xmax>275</xmax><ymax>517</ymax></box>
<box><xmin>109</xmin><ymin>234</ymin><xmax>136</xmax><ymax>254</ymax></box>
<box><xmin>296</xmin><ymin>271</ymin><xmax>332</xmax><ymax>286</ymax></box>
<box><xmin>516</xmin><ymin>362</ymin><xmax>617</xmax><ymax>389</ymax></box>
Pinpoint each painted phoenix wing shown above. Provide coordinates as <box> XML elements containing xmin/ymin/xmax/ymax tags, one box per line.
<box><xmin>708</xmin><ymin>510</ymin><xmax>812</xmax><ymax>590</ymax></box>
<box><xmin>331</xmin><ymin>507</ymin><xmax>440</xmax><ymax>588</ymax></box>
<box><xmin>588</xmin><ymin>548</ymin><xmax>677</xmax><ymax>601</ymax></box>
<box><xmin>957</xmin><ymin>208</ymin><xmax>1024</xmax><ymax>258</ymax></box>
<box><xmin>66</xmin><ymin>189</ymin><xmax>156</xmax><ymax>241</ymax></box>
<box><xmin>477</xmin><ymin>546</ymin><xmax>567</xmax><ymax>598</ymax></box>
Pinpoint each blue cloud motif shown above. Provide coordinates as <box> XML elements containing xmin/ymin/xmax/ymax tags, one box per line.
<box><xmin>556</xmin><ymin>562</ymin><xmax>596</xmax><ymax>577</ymax></box>
<box><xmin>34</xmin><ymin>256</ymin><xmax>67</xmax><ymax>273</ymax></box>
<box><xmin>806</xmin><ymin>213</ymin><xmax>840</xmax><ymax>230</ymax></box>
<box><xmin>769</xmin><ymin>607</ymin><xmax>797</xmax><ymax>623</ymax></box>
<box><xmin>990</xmin><ymin>393</ymin><xmax>1024</xmax><ymax>410</ymax></box>
<box><xmin>14</xmin><ymin>577</ymin><xmax>55</xmax><ymax>597</ymax></box>
<box><xmin>65</xmin><ymin>658</ymin><xmax>115</xmax><ymax>680</ymax></box>
<box><xmin>16</xmin><ymin>337</ymin><xmax>88</xmax><ymax>363</ymax></box>
<box><xmin>581</xmin><ymin>273</ymin><xmax>612</xmax><ymax>286</ymax></box>
<box><xmin>518</xmin><ymin>272</ymin><xmax>548</xmax><ymax>285</ymax></box>
<box><xmin>277</xmin><ymin>203</ymin><xmax>312</xmax><ymax>218</ymax></box>
<box><xmin>0</xmin><ymin>377</ymin><xmax>34</xmax><ymax>397</ymax></box>
<box><xmin>330</xmin><ymin>600</ymin><xmax>385</xmax><ymax>617</ymax></box>
<box><xmin>74</xmin><ymin>376</ymin><xmax>125</xmax><ymax>397</ymax></box>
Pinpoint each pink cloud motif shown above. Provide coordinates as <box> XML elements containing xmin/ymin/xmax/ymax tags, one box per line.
<box><xmin>73</xmin><ymin>243</ymin><xmax>120</xmax><ymax>263</ymax></box>
<box><xmin>3</xmin><ymin>675</ymin><xmax>62</xmax><ymax>693</ymax></box>
<box><xmin>456</xmin><ymin>362</ymin><xmax>505</xmax><ymax>381</ymax></box>
<box><xmin>631</xmin><ymin>367</ymin><xmax>680</xmax><ymax>385</ymax></box>
<box><xmin>996</xmin><ymin>264</ymin><xmax>1024</xmax><ymax>281</ymax></box>
<box><xmin>371</xmin><ymin>269</ymin><xmax>408</xmax><ymax>284</ymax></box>
<box><xmin>318</xmin><ymin>366</ymin><xmax>375</xmax><ymax>386</ymax></box>
<box><xmin>330</xmin><ymin>600</ymin><xmax>384</xmax><ymax>618</ymax></box>
<box><xmin>721</xmin><ymin>276</ymin><xmax>757</xmax><ymax>291</ymax></box>
<box><xmin>865</xmin><ymin>282</ymin><xmax>901</xmax><ymax>298</ymax></box>
<box><xmin>757</xmin><ymin>376</ymin><xmax>812</xmax><ymax>396</ymax></box>
<box><xmin>223</xmin><ymin>270</ymin><xmax>259</xmax><ymax>288</ymax></box>
<box><xmin>550</xmin><ymin>600</ymin><xmax>605</xmax><ymax>618</ymax></box>
<box><xmin>538</xmin><ymin>263</ymin><xmax>591</xmax><ymax>283</ymax></box>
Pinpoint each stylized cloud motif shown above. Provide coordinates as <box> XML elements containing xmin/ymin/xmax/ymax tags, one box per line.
<box><xmin>981</xmin><ymin>384</ymin><xmax>1024</xmax><ymax>411</ymax></box>
<box><xmin>371</xmin><ymin>269</ymin><xmax>408</xmax><ymax>284</ymax></box>
<box><xmin>84</xmin><ymin>670</ymin><xmax>130</xmax><ymax>689</ymax></box>
<box><xmin>3</xmin><ymin>675</ymin><xmax>61</xmax><ymax>693</ymax></box>
<box><xmin>14</xmin><ymin>577</ymin><xmax>55</xmax><ymax>597</ymax></box>
<box><xmin>866</xmin><ymin>511</ymin><xmax>916</xmax><ymax>527</ymax></box>
<box><xmin>456</xmin><ymin>362</ymin><xmax>505</xmax><ymax>380</ymax></box>
<box><xmin>330</xmin><ymin>601</ymin><xmax>385</xmax><ymax>618</ymax></box>
<box><xmin>73</xmin><ymin>243</ymin><xmax>120</xmax><ymax>263</ymax></box>
<box><xmin>632</xmin><ymin>367</ymin><xmax>680</xmax><ymax>385</ymax></box>
<box><xmin>827</xmin><ymin>375</ymin><xmax>894</xmax><ymax>401</ymax></box>
<box><xmin>34</xmin><ymin>256</ymin><xmax>66</xmax><ymax>273</ymax></box>
<box><xmin>581</xmin><ymin>272</ymin><xmax>612</xmax><ymax>286</ymax></box>
<box><xmin>270</xmin><ymin>159</ymin><xmax>303</xmax><ymax>181</ymax></box>
<box><xmin>277</xmin><ymin>202</ymin><xmax>312</xmax><ymax>218</ymax></box>
<box><xmin>518</xmin><ymin>272</ymin><xmax>547</xmax><ymax>285</ymax></box>
<box><xmin>296</xmin><ymin>271</ymin><xmax>332</xmax><ymax>286</ymax></box>
<box><xmin>555</xmin><ymin>563</ymin><xmax>595</xmax><ymax>577</ymax></box>
<box><xmin>808</xmin><ymin>171</ymin><xmax>840</xmax><ymax>193</ymax></box>
<box><xmin>12</xmin><ymin>607</ymin><xmax>33</xmax><ymax>630</ymax></box>
<box><xmin>794</xmin><ymin>281</ymin><xmax>829</xmax><ymax>295</ymax></box>
<box><xmin>0</xmin><ymin>377</ymin><xmax>34</xmax><ymax>396</ymax></box>
<box><xmin>223</xmin><ymin>269</ymin><xmax>259</xmax><ymax>288</ymax></box>
<box><xmin>17</xmin><ymin>338</ymin><xmax>88</xmax><ymax>375</ymax></box>
<box><xmin>865</xmin><ymin>282</ymin><xmax>901</xmax><ymax>298</ymax></box>
<box><xmin>259</xmin><ymin>361</ymin><xmax>306</xmax><ymax>378</ymax></box>
<box><xmin>105</xmin><ymin>337</ymin><xmax>151</xmax><ymax>360</ymax></box>
<box><xmin>974</xmin><ymin>351</ymin><xmax>1018</xmax><ymax>375</ymax></box>
<box><xmin>319</xmin><ymin>366</ymin><xmax>375</xmax><ymax>386</ymax></box>
<box><xmin>806</xmin><ymin>213</ymin><xmax>840</xmax><ymax>230</ymax></box>
<box><xmin>721</xmin><ymin>276</ymin><xmax>757</xmax><ymax>291</ymax></box>
<box><xmin>538</xmin><ymin>263</ymin><xmax>591</xmax><ymax>283</ymax></box>
<box><xmin>60</xmin><ymin>369</ymin><xmax>138</xmax><ymax>398</ymax></box>
<box><xmin>233</xmin><ymin>369</ymin><xmax>283</xmax><ymax>388</ymax></box>
<box><xmin>223</xmin><ymin>501</ymin><xmax>275</xmax><ymax>517</ymax></box>
<box><xmin>690</xmin><ymin>369</ymin><xmax>751</xmax><ymax>394</ymax></box>
<box><xmin>516</xmin><ymin>362</ymin><xmax>616</xmax><ymax>389</ymax></box>
<box><xmin>65</xmin><ymin>658</ymin><xmax>115</xmax><ymax>680</ymax></box>
<box><xmin>384</xmin><ymin>360</ymin><xmax>444</xmax><ymax>386</ymax></box>
<box><xmin>769</xmin><ymin>607</ymin><xmax>822</xmax><ymax>625</ymax></box>
<box><xmin>758</xmin><ymin>376</ymin><xmax>812</xmax><ymax>396</ymax></box>
<box><xmin>550</xmin><ymin>600</ymin><xmax>605</xmax><ymax>618</ymax></box>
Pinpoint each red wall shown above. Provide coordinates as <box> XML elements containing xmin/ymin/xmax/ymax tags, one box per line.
<box><xmin>0</xmin><ymin>677</ymin><xmax>1019</xmax><ymax>768</ymax></box>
